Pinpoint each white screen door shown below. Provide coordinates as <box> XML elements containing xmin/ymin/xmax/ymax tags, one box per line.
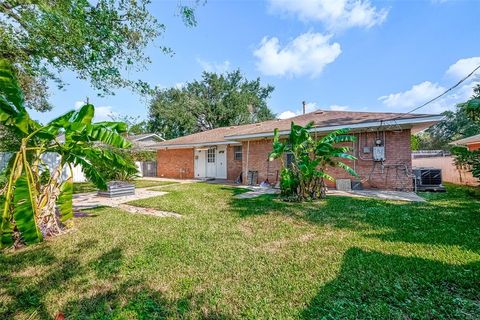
<box><xmin>206</xmin><ymin>148</ymin><xmax>216</xmax><ymax>177</ymax></box>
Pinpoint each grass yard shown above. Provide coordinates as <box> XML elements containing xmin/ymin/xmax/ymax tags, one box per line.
<box><xmin>1</xmin><ymin>183</ymin><xmax>479</xmax><ymax>319</ymax></box>
<box><xmin>73</xmin><ymin>180</ymin><xmax>178</xmax><ymax>194</ymax></box>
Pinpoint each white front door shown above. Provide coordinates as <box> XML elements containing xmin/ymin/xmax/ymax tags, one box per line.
<box><xmin>194</xmin><ymin>149</ymin><xmax>206</xmax><ymax>178</ymax></box>
<box><xmin>206</xmin><ymin>148</ymin><xmax>216</xmax><ymax>177</ymax></box>
<box><xmin>216</xmin><ymin>146</ymin><xmax>227</xmax><ymax>179</ymax></box>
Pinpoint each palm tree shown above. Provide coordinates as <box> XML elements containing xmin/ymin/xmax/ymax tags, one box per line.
<box><xmin>269</xmin><ymin>121</ymin><xmax>357</xmax><ymax>201</ymax></box>
<box><xmin>0</xmin><ymin>59</ymin><xmax>137</xmax><ymax>247</ymax></box>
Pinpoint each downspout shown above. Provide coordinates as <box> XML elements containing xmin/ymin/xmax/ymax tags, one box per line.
<box><xmin>245</xmin><ymin>140</ymin><xmax>250</xmax><ymax>184</ymax></box>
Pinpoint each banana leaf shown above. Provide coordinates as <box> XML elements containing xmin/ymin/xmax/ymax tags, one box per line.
<box><xmin>57</xmin><ymin>177</ymin><xmax>73</xmax><ymax>222</ymax></box>
<box><xmin>13</xmin><ymin>172</ymin><xmax>42</xmax><ymax>244</ymax></box>
<box><xmin>72</xmin><ymin>104</ymin><xmax>94</xmax><ymax>124</ymax></box>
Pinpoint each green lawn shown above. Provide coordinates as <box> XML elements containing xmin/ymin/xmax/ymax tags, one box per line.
<box><xmin>73</xmin><ymin>180</ymin><xmax>178</xmax><ymax>193</ymax></box>
<box><xmin>1</xmin><ymin>183</ymin><xmax>479</xmax><ymax>319</ymax></box>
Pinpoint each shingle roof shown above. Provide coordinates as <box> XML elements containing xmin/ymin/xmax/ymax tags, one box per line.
<box><xmin>156</xmin><ymin>110</ymin><xmax>442</xmax><ymax>147</ymax></box>
<box><xmin>450</xmin><ymin>133</ymin><xmax>480</xmax><ymax>146</ymax></box>
<box><xmin>126</xmin><ymin>133</ymin><xmax>164</xmax><ymax>142</ymax></box>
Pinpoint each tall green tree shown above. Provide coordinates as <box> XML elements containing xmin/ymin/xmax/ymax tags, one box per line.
<box><xmin>414</xmin><ymin>84</ymin><xmax>480</xmax><ymax>150</ymax></box>
<box><xmin>111</xmin><ymin>115</ymin><xmax>150</xmax><ymax>135</ymax></box>
<box><xmin>0</xmin><ymin>0</ymin><xmax>200</xmax><ymax>111</ymax></box>
<box><xmin>148</xmin><ymin>70</ymin><xmax>275</xmax><ymax>139</ymax></box>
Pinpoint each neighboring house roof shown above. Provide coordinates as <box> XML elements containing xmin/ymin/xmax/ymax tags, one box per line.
<box><xmin>126</xmin><ymin>133</ymin><xmax>164</xmax><ymax>142</ymax></box>
<box><xmin>449</xmin><ymin>133</ymin><xmax>480</xmax><ymax>146</ymax></box>
<box><xmin>154</xmin><ymin>110</ymin><xmax>443</xmax><ymax>148</ymax></box>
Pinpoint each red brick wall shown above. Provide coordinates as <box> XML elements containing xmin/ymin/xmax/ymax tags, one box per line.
<box><xmin>468</xmin><ymin>142</ymin><xmax>480</xmax><ymax>151</ymax></box>
<box><xmin>326</xmin><ymin>130</ymin><xmax>413</xmax><ymax>190</ymax></box>
<box><xmin>241</xmin><ymin>130</ymin><xmax>413</xmax><ymax>190</ymax></box>
<box><xmin>242</xmin><ymin>139</ymin><xmax>282</xmax><ymax>185</ymax></box>
<box><xmin>156</xmin><ymin>148</ymin><xmax>194</xmax><ymax>179</ymax></box>
<box><xmin>227</xmin><ymin>145</ymin><xmax>243</xmax><ymax>181</ymax></box>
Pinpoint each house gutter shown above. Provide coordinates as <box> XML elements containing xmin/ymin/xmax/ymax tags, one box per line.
<box><xmin>224</xmin><ymin>115</ymin><xmax>444</xmax><ymax>141</ymax></box>
<box><xmin>154</xmin><ymin>141</ymin><xmax>242</xmax><ymax>150</ymax></box>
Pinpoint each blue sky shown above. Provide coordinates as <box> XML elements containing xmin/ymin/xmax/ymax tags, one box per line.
<box><xmin>32</xmin><ymin>0</ymin><xmax>480</xmax><ymax>123</ymax></box>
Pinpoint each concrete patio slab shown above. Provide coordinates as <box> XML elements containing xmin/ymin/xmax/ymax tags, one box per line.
<box><xmin>73</xmin><ymin>188</ymin><xmax>181</xmax><ymax>217</ymax></box>
<box><xmin>329</xmin><ymin>189</ymin><xmax>426</xmax><ymax>202</ymax></box>
<box><xmin>234</xmin><ymin>186</ymin><xmax>279</xmax><ymax>199</ymax></box>
<box><xmin>233</xmin><ymin>185</ymin><xmax>425</xmax><ymax>202</ymax></box>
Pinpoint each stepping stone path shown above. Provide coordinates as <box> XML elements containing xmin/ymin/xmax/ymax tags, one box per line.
<box><xmin>74</xmin><ymin>188</ymin><xmax>181</xmax><ymax>218</ymax></box>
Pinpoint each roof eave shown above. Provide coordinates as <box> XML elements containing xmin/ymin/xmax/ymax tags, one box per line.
<box><xmin>153</xmin><ymin>140</ymin><xmax>241</xmax><ymax>149</ymax></box>
<box><xmin>224</xmin><ymin>115</ymin><xmax>444</xmax><ymax>140</ymax></box>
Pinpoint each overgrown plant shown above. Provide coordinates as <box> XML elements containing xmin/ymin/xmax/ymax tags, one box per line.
<box><xmin>0</xmin><ymin>60</ymin><xmax>137</xmax><ymax>247</ymax></box>
<box><xmin>269</xmin><ymin>122</ymin><xmax>358</xmax><ymax>201</ymax></box>
<box><xmin>451</xmin><ymin>146</ymin><xmax>480</xmax><ymax>185</ymax></box>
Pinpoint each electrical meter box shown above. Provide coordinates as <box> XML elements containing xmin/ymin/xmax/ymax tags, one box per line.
<box><xmin>373</xmin><ymin>146</ymin><xmax>385</xmax><ymax>161</ymax></box>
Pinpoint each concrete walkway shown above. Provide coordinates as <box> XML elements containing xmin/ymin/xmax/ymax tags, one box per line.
<box><xmin>329</xmin><ymin>189</ymin><xmax>425</xmax><ymax>202</ymax></box>
<box><xmin>233</xmin><ymin>186</ymin><xmax>425</xmax><ymax>202</ymax></box>
<box><xmin>137</xmin><ymin>177</ymin><xmax>198</xmax><ymax>184</ymax></box>
<box><xmin>73</xmin><ymin>188</ymin><xmax>181</xmax><ymax>218</ymax></box>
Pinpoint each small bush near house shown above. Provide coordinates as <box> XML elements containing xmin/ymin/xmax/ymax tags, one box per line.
<box><xmin>451</xmin><ymin>146</ymin><xmax>480</xmax><ymax>187</ymax></box>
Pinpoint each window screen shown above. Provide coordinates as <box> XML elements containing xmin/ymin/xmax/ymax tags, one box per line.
<box><xmin>234</xmin><ymin>146</ymin><xmax>242</xmax><ymax>160</ymax></box>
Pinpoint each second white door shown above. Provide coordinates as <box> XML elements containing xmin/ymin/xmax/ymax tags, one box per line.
<box><xmin>206</xmin><ymin>148</ymin><xmax>216</xmax><ymax>178</ymax></box>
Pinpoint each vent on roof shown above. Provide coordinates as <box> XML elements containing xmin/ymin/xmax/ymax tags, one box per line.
<box><xmin>315</xmin><ymin>111</ymin><xmax>324</xmax><ymax>115</ymax></box>
<box><xmin>255</xmin><ymin>123</ymin><xmax>261</xmax><ymax>126</ymax></box>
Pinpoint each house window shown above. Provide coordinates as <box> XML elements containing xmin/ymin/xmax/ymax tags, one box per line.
<box><xmin>207</xmin><ymin>148</ymin><xmax>216</xmax><ymax>163</ymax></box>
<box><xmin>234</xmin><ymin>146</ymin><xmax>242</xmax><ymax>160</ymax></box>
<box><xmin>286</xmin><ymin>153</ymin><xmax>294</xmax><ymax>168</ymax></box>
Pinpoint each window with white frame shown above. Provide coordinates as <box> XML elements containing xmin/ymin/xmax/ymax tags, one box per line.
<box><xmin>234</xmin><ymin>146</ymin><xmax>242</xmax><ymax>160</ymax></box>
<box><xmin>207</xmin><ymin>148</ymin><xmax>216</xmax><ymax>163</ymax></box>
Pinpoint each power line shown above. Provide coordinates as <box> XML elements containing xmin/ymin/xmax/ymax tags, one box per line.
<box><xmin>386</xmin><ymin>64</ymin><xmax>480</xmax><ymax>121</ymax></box>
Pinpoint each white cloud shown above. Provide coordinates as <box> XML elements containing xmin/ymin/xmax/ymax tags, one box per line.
<box><xmin>174</xmin><ymin>82</ymin><xmax>186</xmax><ymax>89</ymax></box>
<box><xmin>74</xmin><ymin>101</ymin><xmax>86</xmax><ymax>109</ymax></box>
<box><xmin>94</xmin><ymin>106</ymin><xmax>117</xmax><ymax>122</ymax></box>
<box><xmin>197</xmin><ymin>58</ymin><xmax>231</xmax><ymax>73</ymax></box>
<box><xmin>329</xmin><ymin>105</ymin><xmax>349</xmax><ymax>111</ymax></box>
<box><xmin>278</xmin><ymin>110</ymin><xmax>297</xmax><ymax>119</ymax></box>
<box><xmin>379</xmin><ymin>57</ymin><xmax>480</xmax><ymax>114</ymax></box>
<box><xmin>278</xmin><ymin>102</ymin><xmax>318</xmax><ymax>119</ymax></box>
<box><xmin>277</xmin><ymin>102</ymin><xmax>350</xmax><ymax>119</ymax></box>
<box><xmin>268</xmin><ymin>0</ymin><xmax>388</xmax><ymax>30</ymax></box>
<box><xmin>379</xmin><ymin>81</ymin><xmax>445</xmax><ymax>109</ymax></box>
<box><xmin>446</xmin><ymin>56</ymin><xmax>480</xmax><ymax>80</ymax></box>
<box><xmin>254</xmin><ymin>32</ymin><xmax>341</xmax><ymax>77</ymax></box>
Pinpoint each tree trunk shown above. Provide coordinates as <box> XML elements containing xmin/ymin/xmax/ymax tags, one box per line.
<box><xmin>319</xmin><ymin>178</ymin><xmax>327</xmax><ymax>199</ymax></box>
<box><xmin>37</xmin><ymin>163</ymin><xmax>63</xmax><ymax>236</ymax></box>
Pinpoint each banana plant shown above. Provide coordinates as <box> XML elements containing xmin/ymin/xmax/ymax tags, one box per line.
<box><xmin>0</xmin><ymin>59</ymin><xmax>137</xmax><ymax>247</ymax></box>
<box><xmin>269</xmin><ymin>121</ymin><xmax>358</xmax><ymax>201</ymax></box>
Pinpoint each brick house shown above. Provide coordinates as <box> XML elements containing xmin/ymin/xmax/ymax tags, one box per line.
<box><xmin>153</xmin><ymin>110</ymin><xmax>442</xmax><ymax>190</ymax></box>
<box><xmin>450</xmin><ymin>133</ymin><xmax>480</xmax><ymax>151</ymax></box>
